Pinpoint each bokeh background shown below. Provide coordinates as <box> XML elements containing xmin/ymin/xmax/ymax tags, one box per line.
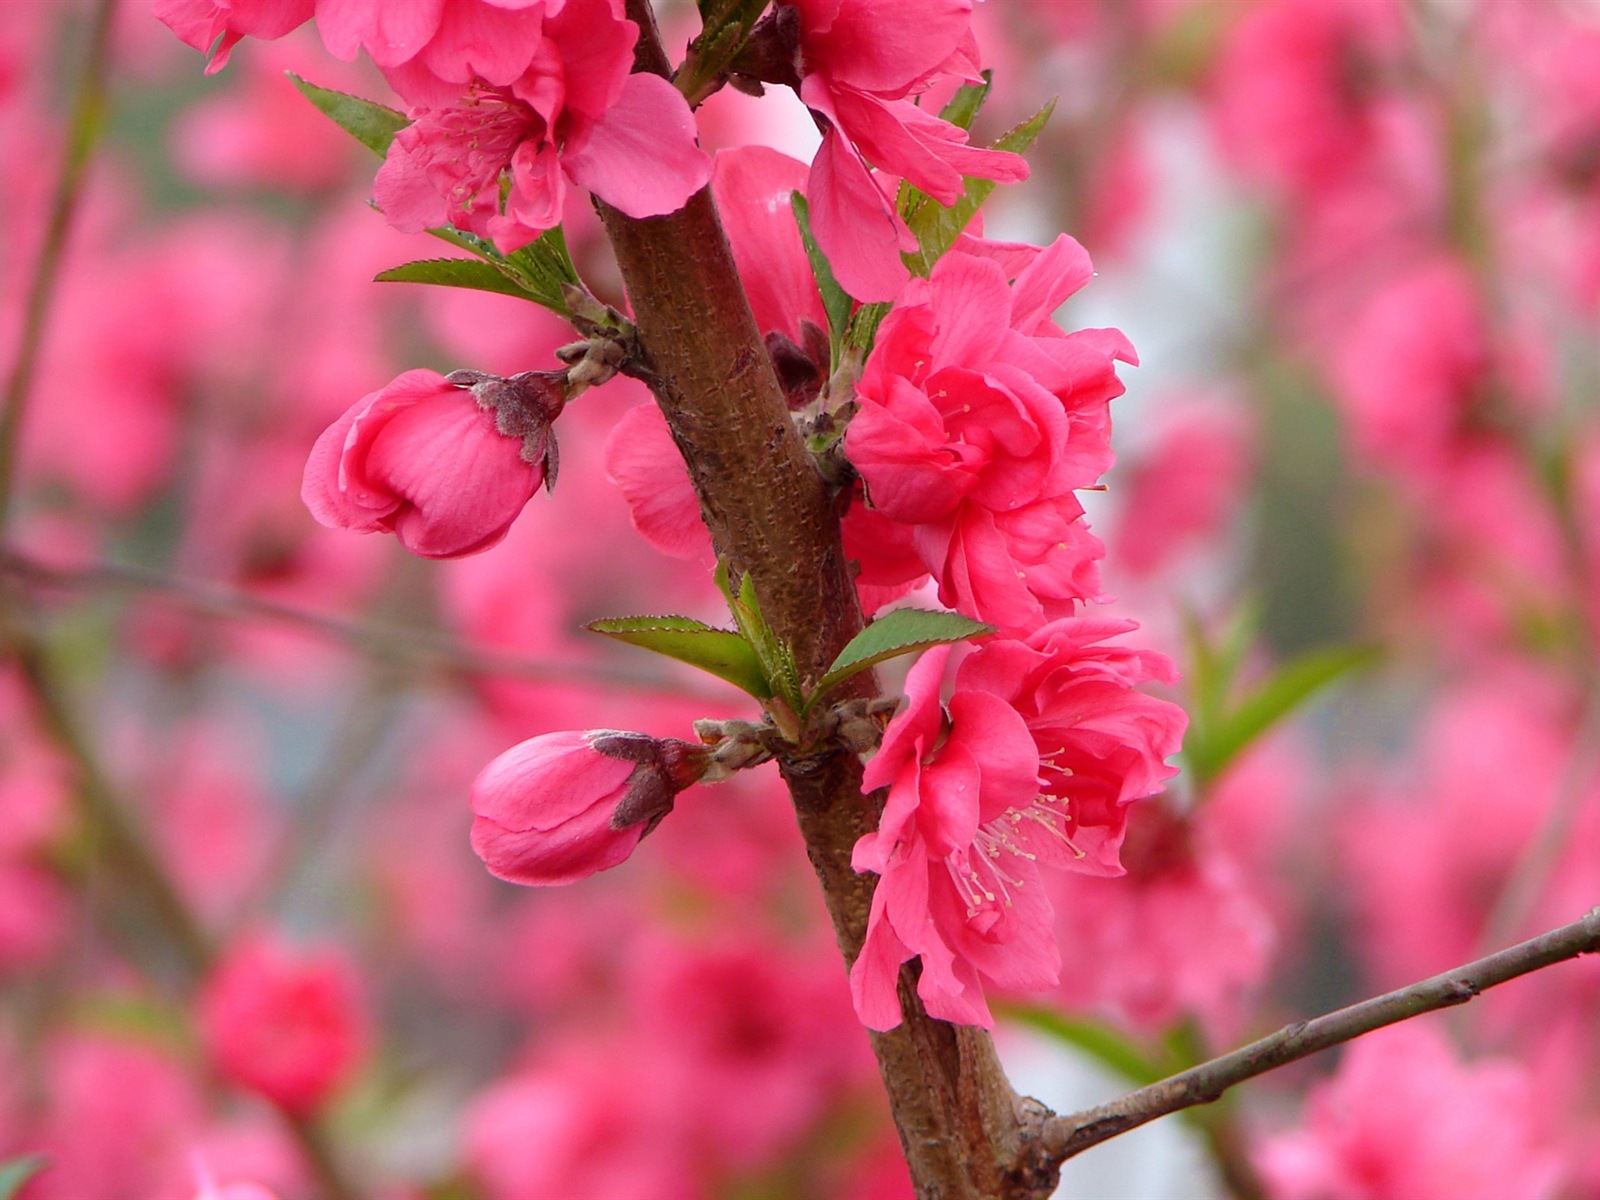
<box><xmin>3</xmin><ymin>2</ymin><xmax>1600</xmax><ymax>1197</ymax></box>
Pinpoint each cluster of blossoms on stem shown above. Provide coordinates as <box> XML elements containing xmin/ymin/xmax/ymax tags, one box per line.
<box><xmin>158</xmin><ymin>0</ymin><xmax>1183</xmax><ymax>1040</ymax></box>
<box><xmin>833</xmin><ymin>234</ymin><xmax>1184</xmax><ymax>1030</ymax></box>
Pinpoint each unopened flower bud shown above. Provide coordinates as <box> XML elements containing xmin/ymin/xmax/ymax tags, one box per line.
<box><xmin>469</xmin><ymin>730</ymin><xmax>709</xmax><ymax>887</ymax></box>
<box><xmin>302</xmin><ymin>368</ymin><xmax>553</xmax><ymax>559</ymax></box>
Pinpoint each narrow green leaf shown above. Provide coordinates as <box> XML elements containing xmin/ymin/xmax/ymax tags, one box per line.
<box><xmin>408</xmin><ymin>227</ymin><xmax>577</xmax><ymax>314</ymax></box>
<box><xmin>505</xmin><ymin>226</ymin><xmax>580</xmax><ymax>302</ymax></box>
<box><xmin>998</xmin><ymin>1004</ymin><xmax>1166</xmax><ymax>1087</ymax></box>
<box><xmin>375</xmin><ymin>258</ymin><xmax>545</xmax><ymax>302</ymax></box>
<box><xmin>1189</xmin><ymin>642</ymin><xmax>1381</xmax><ymax>786</ymax></box>
<box><xmin>0</xmin><ymin>1155</ymin><xmax>47</xmax><ymax>1200</ymax></box>
<box><xmin>1181</xmin><ymin>602</ymin><xmax>1261</xmax><ymax>741</ymax></box>
<box><xmin>288</xmin><ymin>74</ymin><xmax>408</xmax><ymax>157</ymax></box>
<box><xmin>728</xmin><ymin>571</ymin><xmax>801</xmax><ymax>707</ymax></box>
<box><xmin>902</xmin><ymin>97</ymin><xmax>1057</xmax><ymax>277</ymax></box>
<box><xmin>937</xmin><ymin>70</ymin><xmax>993</xmax><ymax>133</ymax></box>
<box><xmin>587</xmin><ymin>615</ymin><xmax>771</xmax><ymax>699</ymax></box>
<box><xmin>812</xmin><ymin>609</ymin><xmax>992</xmax><ymax>702</ymax></box>
<box><xmin>790</xmin><ymin>192</ymin><xmax>853</xmax><ymax>348</ymax></box>
<box><xmin>844</xmin><ymin>300</ymin><xmax>890</xmax><ymax>358</ymax></box>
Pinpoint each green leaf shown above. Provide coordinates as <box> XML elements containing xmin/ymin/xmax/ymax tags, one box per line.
<box><xmin>790</xmin><ymin>192</ymin><xmax>853</xmax><ymax>355</ymax></box>
<box><xmin>407</xmin><ymin>226</ymin><xmax>579</xmax><ymax>315</ymax></box>
<box><xmin>937</xmin><ymin>70</ymin><xmax>993</xmax><ymax>133</ymax></box>
<box><xmin>288</xmin><ymin>74</ymin><xmax>408</xmax><ymax>157</ymax></box>
<box><xmin>902</xmin><ymin>97</ymin><xmax>1056</xmax><ymax>278</ymax></box>
<box><xmin>843</xmin><ymin>300</ymin><xmax>891</xmax><ymax>359</ymax></box>
<box><xmin>998</xmin><ymin>1004</ymin><xmax>1166</xmax><ymax>1087</ymax></box>
<box><xmin>733</xmin><ymin>572</ymin><xmax>801</xmax><ymax>707</ymax></box>
<box><xmin>587</xmin><ymin>615</ymin><xmax>771</xmax><ymax>699</ymax></box>
<box><xmin>1181</xmin><ymin>603</ymin><xmax>1257</xmax><ymax>735</ymax></box>
<box><xmin>504</xmin><ymin>226</ymin><xmax>580</xmax><ymax>306</ymax></box>
<box><xmin>811</xmin><ymin>609</ymin><xmax>992</xmax><ymax>703</ymax></box>
<box><xmin>375</xmin><ymin>258</ymin><xmax>546</xmax><ymax>302</ymax></box>
<box><xmin>0</xmin><ymin>1155</ymin><xmax>47</xmax><ymax>1200</ymax></box>
<box><xmin>1187</xmin><ymin>642</ymin><xmax>1381</xmax><ymax>787</ymax></box>
<box><xmin>714</xmin><ymin>563</ymin><xmax>800</xmax><ymax>709</ymax></box>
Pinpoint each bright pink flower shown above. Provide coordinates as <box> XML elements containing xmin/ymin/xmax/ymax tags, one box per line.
<box><xmin>956</xmin><ymin>617</ymin><xmax>1185</xmax><ymax>874</ymax></box>
<box><xmin>154</xmin><ymin>0</ymin><xmax>313</xmax><ymax>74</ymax></box>
<box><xmin>198</xmin><ymin>933</ymin><xmax>370</xmax><ymax>1116</ymax></box>
<box><xmin>843</xmin><ymin>240</ymin><xmax>1137</xmax><ymax>632</ymax></box>
<box><xmin>1257</xmin><ymin>1024</ymin><xmax>1565</xmax><ymax>1200</ymax></box>
<box><xmin>850</xmin><ymin>621</ymin><xmax>1184</xmax><ymax>1030</ymax></box>
<box><xmin>301</xmin><ymin>368</ymin><xmax>555</xmax><ymax>559</ymax></box>
<box><xmin>850</xmin><ymin>645</ymin><xmax>1049</xmax><ymax>1030</ymax></box>
<box><xmin>470</xmin><ymin>730</ymin><xmax>707</xmax><ymax>887</ymax></box>
<box><xmin>762</xmin><ymin>0</ymin><xmax>1029</xmax><ymax>300</ymax></box>
<box><xmin>368</xmin><ymin>1</ymin><xmax>710</xmax><ymax>253</ymax></box>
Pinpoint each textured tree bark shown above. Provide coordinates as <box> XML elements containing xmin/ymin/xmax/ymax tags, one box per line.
<box><xmin>594</xmin><ymin>6</ymin><xmax>1058</xmax><ymax>1196</ymax></box>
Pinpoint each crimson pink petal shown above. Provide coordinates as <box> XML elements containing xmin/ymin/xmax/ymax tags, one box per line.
<box><xmin>711</xmin><ymin>147</ymin><xmax>826</xmax><ymax>343</ymax></box>
<box><xmin>807</xmin><ymin>127</ymin><xmax>911</xmax><ymax>303</ymax></box>
<box><xmin>604</xmin><ymin>403</ymin><xmax>711</xmax><ymax>560</ymax></box>
<box><xmin>564</xmin><ymin>73</ymin><xmax>711</xmax><ymax>219</ymax></box>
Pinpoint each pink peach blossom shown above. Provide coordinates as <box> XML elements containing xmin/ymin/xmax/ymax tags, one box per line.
<box><xmin>843</xmin><ymin>240</ymin><xmax>1136</xmax><ymax>631</ymax></box>
<box><xmin>849</xmin><ymin>645</ymin><xmax>1050</xmax><ymax>1030</ymax></box>
<box><xmin>301</xmin><ymin>368</ymin><xmax>552</xmax><ymax>559</ymax></box>
<box><xmin>154</xmin><ymin>0</ymin><xmax>313</xmax><ymax>74</ymax></box>
<box><xmin>470</xmin><ymin>730</ymin><xmax>706</xmax><ymax>887</ymax></box>
<box><xmin>771</xmin><ymin>0</ymin><xmax>1029</xmax><ymax>300</ymax></box>
<box><xmin>367</xmin><ymin>0</ymin><xmax>709</xmax><ymax>252</ymax></box>
<box><xmin>850</xmin><ymin>622</ymin><xmax>1184</xmax><ymax>1030</ymax></box>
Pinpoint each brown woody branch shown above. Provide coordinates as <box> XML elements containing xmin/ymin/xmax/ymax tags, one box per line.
<box><xmin>1036</xmin><ymin>906</ymin><xmax>1600</xmax><ymax>1165</ymax></box>
<box><xmin>600</xmin><ymin>4</ymin><xmax>1056</xmax><ymax>1197</ymax></box>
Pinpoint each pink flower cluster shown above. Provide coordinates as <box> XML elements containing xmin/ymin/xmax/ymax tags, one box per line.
<box><xmin>851</xmin><ymin>625</ymin><xmax>1183</xmax><ymax>1030</ymax></box>
<box><xmin>843</xmin><ymin>237</ymin><xmax>1136</xmax><ymax>633</ymax></box>
<box><xmin>815</xmin><ymin>149</ymin><xmax>1186</xmax><ymax>1029</ymax></box>
<box><xmin>765</xmin><ymin>0</ymin><xmax>1029</xmax><ymax>300</ymax></box>
<box><xmin>157</xmin><ymin>0</ymin><xmax>712</xmax><ymax>253</ymax></box>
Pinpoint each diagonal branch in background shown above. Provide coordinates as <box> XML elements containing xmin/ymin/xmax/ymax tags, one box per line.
<box><xmin>1035</xmin><ymin>906</ymin><xmax>1600</xmax><ymax>1166</ymax></box>
<box><xmin>0</xmin><ymin>547</ymin><xmax>719</xmax><ymax>698</ymax></box>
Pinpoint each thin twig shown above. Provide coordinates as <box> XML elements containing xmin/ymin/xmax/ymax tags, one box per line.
<box><xmin>0</xmin><ymin>0</ymin><xmax>119</xmax><ymax>533</ymax></box>
<box><xmin>1037</xmin><ymin>907</ymin><xmax>1600</xmax><ymax>1164</ymax></box>
<box><xmin>0</xmin><ymin>547</ymin><xmax>714</xmax><ymax>697</ymax></box>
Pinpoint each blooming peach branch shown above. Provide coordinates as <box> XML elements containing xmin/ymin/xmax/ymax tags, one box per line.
<box><xmin>599</xmin><ymin>6</ymin><xmax>1059</xmax><ymax>1197</ymax></box>
<box><xmin>1034</xmin><ymin>906</ymin><xmax>1600</xmax><ymax>1166</ymax></box>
